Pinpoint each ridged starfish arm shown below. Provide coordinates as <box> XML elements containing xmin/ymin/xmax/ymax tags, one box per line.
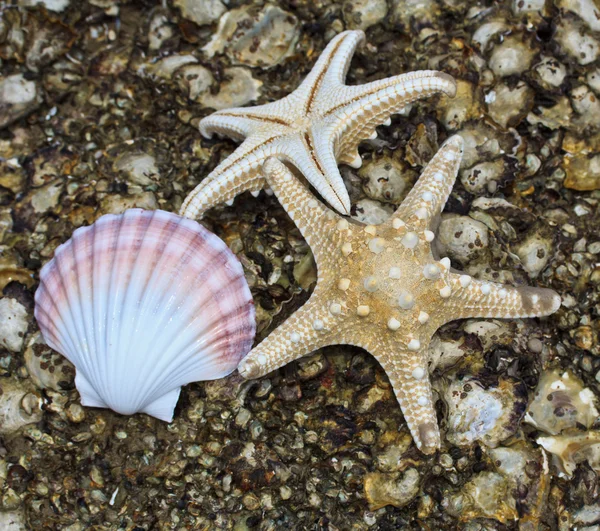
<box><xmin>180</xmin><ymin>132</ymin><xmax>279</xmax><ymax>218</ymax></box>
<box><xmin>261</xmin><ymin>158</ymin><xmax>342</xmax><ymax>255</ymax></box>
<box><xmin>297</xmin><ymin>30</ymin><xmax>365</xmax><ymax>97</ymax></box>
<box><xmin>199</xmin><ymin>100</ymin><xmax>296</xmax><ymax>139</ymax></box>
<box><xmin>303</xmin><ymin>125</ymin><xmax>352</xmax><ymax>213</ymax></box>
<box><xmin>333</xmin><ymin>72</ymin><xmax>457</xmax><ymax>167</ymax></box>
<box><xmin>391</xmin><ymin>135</ymin><xmax>463</xmax><ymax>224</ymax></box>
<box><xmin>446</xmin><ymin>276</ymin><xmax>562</xmax><ymax>322</ymax></box>
<box><xmin>237</xmin><ymin>292</ymin><xmax>335</xmax><ymax>379</ymax></box>
<box><xmin>373</xmin><ymin>341</ymin><xmax>440</xmax><ymax>454</ymax></box>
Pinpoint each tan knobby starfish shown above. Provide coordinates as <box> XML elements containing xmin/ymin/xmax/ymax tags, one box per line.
<box><xmin>237</xmin><ymin>136</ymin><xmax>561</xmax><ymax>454</ymax></box>
<box><xmin>180</xmin><ymin>29</ymin><xmax>456</xmax><ymax>218</ymax></box>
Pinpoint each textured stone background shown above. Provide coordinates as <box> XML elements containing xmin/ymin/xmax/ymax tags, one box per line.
<box><xmin>0</xmin><ymin>0</ymin><xmax>599</xmax><ymax>529</ymax></box>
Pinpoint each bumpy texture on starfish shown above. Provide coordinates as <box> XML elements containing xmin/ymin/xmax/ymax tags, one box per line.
<box><xmin>180</xmin><ymin>30</ymin><xmax>456</xmax><ymax>218</ymax></box>
<box><xmin>238</xmin><ymin>136</ymin><xmax>561</xmax><ymax>454</ymax></box>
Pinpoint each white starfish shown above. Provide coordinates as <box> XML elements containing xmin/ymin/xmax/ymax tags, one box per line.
<box><xmin>180</xmin><ymin>29</ymin><xmax>457</xmax><ymax>218</ymax></box>
<box><xmin>237</xmin><ymin>136</ymin><xmax>562</xmax><ymax>454</ymax></box>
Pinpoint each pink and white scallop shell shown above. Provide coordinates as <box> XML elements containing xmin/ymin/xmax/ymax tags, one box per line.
<box><xmin>34</xmin><ymin>209</ymin><xmax>255</xmax><ymax>421</ymax></box>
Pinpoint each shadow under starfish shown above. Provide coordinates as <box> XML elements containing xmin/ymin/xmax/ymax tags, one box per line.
<box><xmin>237</xmin><ymin>135</ymin><xmax>561</xmax><ymax>455</ymax></box>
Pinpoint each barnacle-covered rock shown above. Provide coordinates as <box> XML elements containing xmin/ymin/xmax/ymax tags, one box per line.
<box><xmin>390</xmin><ymin>0</ymin><xmax>437</xmax><ymax>26</ymax></box>
<box><xmin>147</xmin><ymin>11</ymin><xmax>174</xmax><ymax>51</ymax></box>
<box><xmin>359</xmin><ymin>155</ymin><xmax>413</xmax><ymax>204</ymax></box>
<box><xmin>343</xmin><ymin>0</ymin><xmax>388</xmax><ymax>31</ymax></box>
<box><xmin>176</xmin><ymin>65</ymin><xmax>262</xmax><ymax>110</ymax></box>
<box><xmin>435</xmin><ymin>214</ymin><xmax>489</xmax><ymax>264</ymax></box>
<box><xmin>446</xmin><ymin>471</ymin><xmax>518</xmax><ymax>523</ymax></box>
<box><xmin>174</xmin><ymin>0</ymin><xmax>225</xmax><ymax>26</ymax></box>
<box><xmin>202</xmin><ymin>5</ymin><xmax>299</xmax><ymax>68</ymax></box>
<box><xmin>457</xmin><ymin>122</ymin><xmax>516</xmax><ymax>169</ymax></box>
<box><xmin>472</xmin><ymin>20</ymin><xmax>509</xmax><ymax>52</ymax></box>
<box><xmin>351</xmin><ymin>198</ymin><xmax>394</xmax><ymax>225</ymax></box>
<box><xmin>0</xmin><ymin>509</ymin><xmax>27</xmax><ymax>530</ymax></box>
<box><xmin>532</xmin><ymin>56</ymin><xmax>567</xmax><ymax>90</ymax></box>
<box><xmin>0</xmin><ymin>379</ymin><xmax>42</xmax><ymax>435</ymax></box>
<box><xmin>555</xmin><ymin>16</ymin><xmax>600</xmax><ymax>66</ymax></box>
<box><xmin>557</xmin><ymin>0</ymin><xmax>600</xmax><ymax>32</ymax></box>
<box><xmin>486</xmin><ymin>81</ymin><xmax>534</xmax><ymax>128</ymax></box>
<box><xmin>537</xmin><ymin>431</ymin><xmax>600</xmax><ymax>477</ymax></box>
<box><xmin>460</xmin><ymin>158</ymin><xmax>509</xmax><ymax>194</ymax></box>
<box><xmin>487</xmin><ymin>443</ymin><xmax>550</xmax><ymax>525</ymax></box>
<box><xmin>113</xmin><ymin>151</ymin><xmax>159</xmax><ymax>187</ymax></box>
<box><xmin>18</xmin><ymin>0</ymin><xmax>70</xmax><ymax>11</ymax></box>
<box><xmin>463</xmin><ymin>320</ymin><xmax>514</xmax><ymax>351</ymax></box>
<box><xmin>527</xmin><ymin>95</ymin><xmax>574</xmax><ymax>130</ymax></box>
<box><xmin>23</xmin><ymin>333</ymin><xmax>75</xmax><ymax>392</ymax></box>
<box><xmin>513</xmin><ymin>231</ymin><xmax>554</xmax><ymax>278</ymax></box>
<box><xmin>441</xmin><ymin>374</ymin><xmax>528</xmax><ymax>448</ymax></box>
<box><xmin>563</xmin><ymin>133</ymin><xmax>600</xmax><ymax>190</ymax></box>
<box><xmin>141</xmin><ymin>54</ymin><xmax>198</xmax><ymax>80</ymax></box>
<box><xmin>373</xmin><ymin>431</ymin><xmax>413</xmax><ymax>472</ymax></box>
<box><xmin>0</xmin><ymin>248</ymin><xmax>34</xmax><ymax>291</ymax></box>
<box><xmin>439</xmin><ymin>80</ymin><xmax>483</xmax><ymax>130</ymax></box>
<box><xmin>99</xmin><ymin>192</ymin><xmax>158</xmax><ymax>215</ymax></box>
<box><xmin>524</xmin><ymin>370</ymin><xmax>598</xmax><ymax>435</ymax></box>
<box><xmin>0</xmin><ymin>75</ymin><xmax>42</xmax><ymax>130</ymax></box>
<box><xmin>428</xmin><ymin>335</ymin><xmax>474</xmax><ymax>372</ymax></box>
<box><xmin>571</xmin><ymin>84</ymin><xmax>600</xmax><ymax>129</ymax></box>
<box><xmin>364</xmin><ymin>468</ymin><xmax>420</xmax><ymax>510</ymax></box>
<box><xmin>0</xmin><ymin>297</ymin><xmax>29</xmax><ymax>353</ymax></box>
<box><xmin>488</xmin><ymin>35</ymin><xmax>536</xmax><ymax>77</ymax></box>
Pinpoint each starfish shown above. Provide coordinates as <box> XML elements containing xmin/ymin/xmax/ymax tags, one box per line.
<box><xmin>237</xmin><ymin>136</ymin><xmax>561</xmax><ymax>454</ymax></box>
<box><xmin>180</xmin><ymin>29</ymin><xmax>456</xmax><ymax>219</ymax></box>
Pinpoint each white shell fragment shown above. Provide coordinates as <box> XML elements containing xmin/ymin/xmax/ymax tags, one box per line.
<box><xmin>34</xmin><ymin>209</ymin><xmax>256</xmax><ymax>422</ymax></box>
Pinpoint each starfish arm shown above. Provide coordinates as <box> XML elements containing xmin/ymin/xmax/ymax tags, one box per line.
<box><xmin>237</xmin><ymin>295</ymin><xmax>335</xmax><ymax>379</ymax></box>
<box><xmin>262</xmin><ymin>157</ymin><xmax>343</xmax><ymax>256</ymax></box>
<box><xmin>180</xmin><ymin>132</ymin><xmax>279</xmax><ymax>219</ymax></box>
<box><xmin>303</xmin><ymin>125</ymin><xmax>352</xmax><ymax>215</ymax></box>
<box><xmin>199</xmin><ymin>103</ymin><xmax>295</xmax><ymax>140</ymax></box>
<box><xmin>330</xmin><ymin>72</ymin><xmax>457</xmax><ymax>166</ymax></box>
<box><xmin>371</xmin><ymin>341</ymin><xmax>441</xmax><ymax>454</ymax></box>
<box><xmin>388</xmin><ymin>135</ymin><xmax>464</xmax><ymax>227</ymax></box>
<box><xmin>297</xmin><ymin>30</ymin><xmax>365</xmax><ymax>110</ymax></box>
<box><xmin>446</xmin><ymin>274</ymin><xmax>561</xmax><ymax>322</ymax></box>
<box><xmin>278</xmin><ymin>134</ymin><xmax>351</xmax><ymax>215</ymax></box>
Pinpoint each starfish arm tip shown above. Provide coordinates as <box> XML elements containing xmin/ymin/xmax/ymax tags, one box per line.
<box><xmin>437</xmin><ymin>71</ymin><xmax>458</xmax><ymax>98</ymax></box>
<box><xmin>237</xmin><ymin>355</ymin><xmax>264</xmax><ymax>380</ymax></box>
<box><xmin>442</xmin><ymin>134</ymin><xmax>464</xmax><ymax>152</ymax></box>
<box><xmin>416</xmin><ymin>422</ymin><xmax>441</xmax><ymax>454</ymax></box>
<box><xmin>519</xmin><ymin>286</ymin><xmax>562</xmax><ymax>317</ymax></box>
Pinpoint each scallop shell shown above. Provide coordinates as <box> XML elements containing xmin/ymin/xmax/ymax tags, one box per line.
<box><xmin>34</xmin><ymin>209</ymin><xmax>255</xmax><ymax>421</ymax></box>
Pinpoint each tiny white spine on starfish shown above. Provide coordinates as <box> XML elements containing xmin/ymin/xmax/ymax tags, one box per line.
<box><xmin>392</xmin><ymin>218</ymin><xmax>406</xmax><ymax>230</ymax></box>
<box><xmin>357</xmin><ymin>305</ymin><xmax>370</xmax><ymax>316</ymax></box>
<box><xmin>368</xmin><ymin>237</ymin><xmax>386</xmax><ymax>254</ymax></box>
<box><xmin>401</xmin><ymin>232</ymin><xmax>419</xmax><ymax>249</ymax></box>
<box><xmin>329</xmin><ymin>302</ymin><xmax>342</xmax><ymax>315</ymax></box>
<box><xmin>389</xmin><ymin>267</ymin><xmax>401</xmax><ymax>279</ymax></box>
<box><xmin>388</xmin><ymin>318</ymin><xmax>401</xmax><ymax>331</ymax></box>
<box><xmin>338</xmin><ymin>278</ymin><xmax>350</xmax><ymax>291</ymax></box>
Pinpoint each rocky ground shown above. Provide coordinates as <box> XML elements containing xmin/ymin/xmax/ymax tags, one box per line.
<box><xmin>1</xmin><ymin>0</ymin><xmax>600</xmax><ymax>529</ymax></box>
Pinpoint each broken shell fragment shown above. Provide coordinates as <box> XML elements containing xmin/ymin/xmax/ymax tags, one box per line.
<box><xmin>34</xmin><ymin>209</ymin><xmax>256</xmax><ymax>421</ymax></box>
